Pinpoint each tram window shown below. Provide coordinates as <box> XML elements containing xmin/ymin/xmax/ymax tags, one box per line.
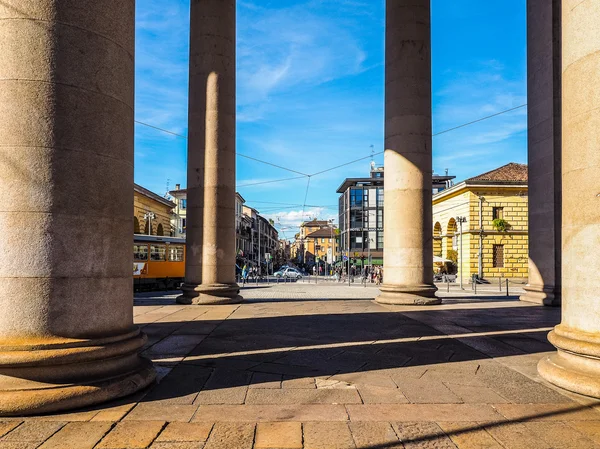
<box><xmin>150</xmin><ymin>245</ymin><xmax>167</xmax><ymax>261</ymax></box>
<box><xmin>134</xmin><ymin>244</ymin><xmax>148</xmax><ymax>261</ymax></box>
<box><xmin>169</xmin><ymin>246</ymin><xmax>184</xmax><ymax>262</ymax></box>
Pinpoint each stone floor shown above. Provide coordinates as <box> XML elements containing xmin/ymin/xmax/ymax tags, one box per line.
<box><xmin>4</xmin><ymin>284</ymin><xmax>600</xmax><ymax>448</ymax></box>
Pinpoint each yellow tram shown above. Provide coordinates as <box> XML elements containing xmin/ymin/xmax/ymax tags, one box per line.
<box><xmin>133</xmin><ymin>234</ymin><xmax>186</xmax><ymax>291</ymax></box>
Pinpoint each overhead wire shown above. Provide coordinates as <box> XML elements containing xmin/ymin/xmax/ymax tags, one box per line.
<box><xmin>136</xmin><ymin>104</ymin><xmax>528</xmax><ymax>217</ymax></box>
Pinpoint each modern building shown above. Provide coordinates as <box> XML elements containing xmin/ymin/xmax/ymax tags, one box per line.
<box><xmin>432</xmin><ymin>162</ymin><xmax>529</xmax><ymax>284</ymax></box>
<box><xmin>337</xmin><ymin>164</ymin><xmax>455</xmax><ymax>266</ymax></box>
<box><xmin>134</xmin><ymin>184</ymin><xmax>176</xmax><ymax>236</ymax></box>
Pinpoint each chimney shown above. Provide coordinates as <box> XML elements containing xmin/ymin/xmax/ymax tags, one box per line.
<box><xmin>175</xmin><ymin>184</ymin><xmax>180</xmax><ymax>190</ymax></box>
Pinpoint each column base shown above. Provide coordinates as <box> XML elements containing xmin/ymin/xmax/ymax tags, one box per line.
<box><xmin>177</xmin><ymin>283</ymin><xmax>243</xmax><ymax>305</ymax></box>
<box><xmin>375</xmin><ymin>283</ymin><xmax>440</xmax><ymax>305</ymax></box>
<box><xmin>538</xmin><ymin>325</ymin><xmax>600</xmax><ymax>399</ymax></box>
<box><xmin>0</xmin><ymin>328</ymin><xmax>155</xmax><ymax>416</ymax></box>
<box><xmin>520</xmin><ymin>284</ymin><xmax>561</xmax><ymax>306</ymax></box>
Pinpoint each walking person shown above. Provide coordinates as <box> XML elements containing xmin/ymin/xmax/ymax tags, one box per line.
<box><xmin>242</xmin><ymin>263</ymin><xmax>248</xmax><ymax>286</ymax></box>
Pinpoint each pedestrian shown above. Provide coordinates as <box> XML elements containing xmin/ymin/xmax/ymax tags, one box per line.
<box><xmin>375</xmin><ymin>266</ymin><xmax>381</xmax><ymax>286</ymax></box>
<box><xmin>242</xmin><ymin>263</ymin><xmax>248</xmax><ymax>285</ymax></box>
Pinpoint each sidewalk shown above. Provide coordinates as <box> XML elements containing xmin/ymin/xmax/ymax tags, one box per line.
<box><xmin>2</xmin><ymin>284</ymin><xmax>599</xmax><ymax>449</ymax></box>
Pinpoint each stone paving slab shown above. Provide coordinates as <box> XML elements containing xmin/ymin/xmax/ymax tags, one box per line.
<box><xmin>6</xmin><ymin>284</ymin><xmax>600</xmax><ymax>448</ymax></box>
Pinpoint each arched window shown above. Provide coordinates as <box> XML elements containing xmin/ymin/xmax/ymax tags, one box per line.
<box><xmin>433</xmin><ymin>222</ymin><xmax>442</xmax><ymax>257</ymax></box>
<box><xmin>157</xmin><ymin>223</ymin><xmax>164</xmax><ymax>236</ymax></box>
<box><xmin>134</xmin><ymin>216</ymin><xmax>140</xmax><ymax>234</ymax></box>
<box><xmin>444</xmin><ymin>218</ymin><xmax>457</xmax><ymax>260</ymax></box>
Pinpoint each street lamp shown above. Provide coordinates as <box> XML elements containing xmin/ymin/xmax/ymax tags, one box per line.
<box><xmin>328</xmin><ymin>218</ymin><xmax>335</xmax><ymax>277</ymax></box>
<box><xmin>456</xmin><ymin>216</ymin><xmax>467</xmax><ymax>289</ymax></box>
<box><xmin>144</xmin><ymin>212</ymin><xmax>156</xmax><ymax>236</ymax></box>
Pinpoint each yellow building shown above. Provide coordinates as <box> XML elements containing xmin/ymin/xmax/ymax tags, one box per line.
<box><xmin>432</xmin><ymin>163</ymin><xmax>528</xmax><ymax>284</ymax></box>
<box><xmin>296</xmin><ymin>219</ymin><xmax>338</xmax><ymax>266</ymax></box>
<box><xmin>134</xmin><ymin>184</ymin><xmax>175</xmax><ymax>236</ymax></box>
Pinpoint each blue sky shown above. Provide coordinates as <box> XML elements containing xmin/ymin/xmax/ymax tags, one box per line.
<box><xmin>134</xmin><ymin>0</ymin><xmax>527</xmax><ymax>237</ymax></box>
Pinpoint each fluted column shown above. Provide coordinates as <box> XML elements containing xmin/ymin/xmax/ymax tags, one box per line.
<box><xmin>0</xmin><ymin>1</ymin><xmax>154</xmax><ymax>415</ymax></box>
<box><xmin>376</xmin><ymin>0</ymin><xmax>439</xmax><ymax>305</ymax></box>
<box><xmin>178</xmin><ymin>0</ymin><xmax>241</xmax><ymax>305</ymax></box>
<box><xmin>538</xmin><ymin>0</ymin><xmax>600</xmax><ymax>397</ymax></box>
<box><xmin>521</xmin><ymin>0</ymin><xmax>562</xmax><ymax>307</ymax></box>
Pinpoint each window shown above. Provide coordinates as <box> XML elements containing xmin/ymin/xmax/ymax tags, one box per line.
<box><xmin>182</xmin><ymin>218</ymin><xmax>186</xmax><ymax>230</ymax></box>
<box><xmin>493</xmin><ymin>207</ymin><xmax>504</xmax><ymax>220</ymax></box>
<box><xmin>493</xmin><ymin>244</ymin><xmax>504</xmax><ymax>268</ymax></box>
<box><xmin>350</xmin><ymin>188</ymin><xmax>364</xmax><ymax>207</ymax></box>
<box><xmin>181</xmin><ymin>199</ymin><xmax>187</xmax><ymax>209</ymax></box>
<box><xmin>321</xmin><ymin>238</ymin><xmax>325</xmax><ymax>243</ymax></box>
<box><xmin>169</xmin><ymin>245</ymin><xmax>184</xmax><ymax>262</ymax></box>
<box><xmin>377</xmin><ymin>188</ymin><xmax>384</xmax><ymax>207</ymax></box>
<box><xmin>377</xmin><ymin>232</ymin><xmax>384</xmax><ymax>249</ymax></box>
<box><xmin>150</xmin><ymin>245</ymin><xmax>167</xmax><ymax>261</ymax></box>
<box><xmin>133</xmin><ymin>244</ymin><xmax>148</xmax><ymax>261</ymax></box>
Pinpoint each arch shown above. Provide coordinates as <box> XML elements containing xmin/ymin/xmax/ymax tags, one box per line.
<box><xmin>433</xmin><ymin>222</ymin><xmax>442</xmax><ymax>257</ymax></box>
<box><xmin>134</xmin><ymin>216</ymin><xmax>140</xmax><ymax>234</ymax></box>
<box><xmin>157</xmin><ymin>223</ymin><xmax>164</xmax><ymax>236</ymax></box>
<box><xmin>443</xmin><ymin>218</ymin><xmax>457</xmax><ymax>261</ymax></box>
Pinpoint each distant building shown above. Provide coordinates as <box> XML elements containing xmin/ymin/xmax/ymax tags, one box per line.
<box><xmin>296</xmin><ymin>219</ymin><xmax>336</xmax><ymax>265</ymax></box>
<box><xmin>337</xmin><ymin>164</ymin><xmax>455</xmax><ymax>267</ymax></box>
<box><xmin>432</xmin><ymin>162</ymin><xmax>528</xmax><ymax>284</ymax></box>
<box><xmin>305</xmin><ymin>227</ymin><xmax>338</xmax><ymax>268</ymax></box>
<box><xmin>134</xmin><ymin>184</ymin><xmax>175</xmax><ymax>236</ymax></box>
<box><xmin>168</xmin><ymin>184</ymin><xmax>187</xmax><ymax>238</ymax></box>
<box><xmin>242</xmin><ymin>206</ymin><xmax>279</xmax><ymax>271</ymax></box>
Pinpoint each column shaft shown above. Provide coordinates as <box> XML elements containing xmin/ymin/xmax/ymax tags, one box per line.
<box><xmin>521</xmin><ymin>0</ymin><xmax>562</xmax><ymax>306</ymax></box>
<box><xmin>538</xmin><ymin>0</ymin><xmax>600</xmax><ymax>397</ymax></box>
<box><xmin>178</xmin><ymin>0</ymin><xmax>241</xmax><ymax>305</ymax></box>
<box><xmin>376</xmin><ymin>0</ymin><xmax>439</xmax><ymax>305</ymax></box>
<box><xmin>0</xmin><ymin>1</ymin><xmax>154</xmax><ymax>415</ymax></box>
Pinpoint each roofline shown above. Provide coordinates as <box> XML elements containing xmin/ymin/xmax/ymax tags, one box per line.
<box><xmin>135</xmin><ymin>184</ymin><xmax>176</xmax><ymax>208</ymax></box>
<box><xmin>336</xmin><ymin>174</ymin><xmax>455</xmax><ymax>193</ymax></box>
<box><xmin>433</xmin><ymin>181</ymin><xmax>528</xmax><ymax>202</ymax></box>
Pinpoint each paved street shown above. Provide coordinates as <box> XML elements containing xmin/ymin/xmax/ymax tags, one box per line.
<box><xmin>3</xmin><ymin>284</ymin><xmax>600</xmax><ymax>448</ymax></box>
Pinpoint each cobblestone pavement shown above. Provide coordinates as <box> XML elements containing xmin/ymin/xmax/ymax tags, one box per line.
<box><xmin>4</xmin><ymin>284</ymin><xmax>600</xmax><ymax>448</ymax></box>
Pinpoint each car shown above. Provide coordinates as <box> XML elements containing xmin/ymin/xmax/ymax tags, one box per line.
<box><xmin>274</xmin><ymin>267</ymin><xmax>303</xmax><ymax>279</ymax></box>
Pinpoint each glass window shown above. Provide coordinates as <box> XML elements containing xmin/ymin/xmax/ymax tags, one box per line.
<box><xmin>182</xmin><ymin>218</ymin><xmax>186</xmax><ymax>230</ymax></box>
<box><xmin>150</xmin><ymin>245</ymin><xmax>167</xmax><ymax>261</ymax></box>
<box><xmin>493</xmin><ymin>207</ymin><xmax>504</xmax><ymax>220</ymax></box>
<box><xmin>181</xmin><ymin>199</ymin><xmax>187</xmax><ymax>209</ymax></box>
<box><xmin>134</xmin><ymin>244</ymin><xmax>148</xmax><ymax>261</ymax></box>
<box><xmin>169</xmin><ymin>245</ymin><xmax>184</xmax><ymax>262</ymax></box>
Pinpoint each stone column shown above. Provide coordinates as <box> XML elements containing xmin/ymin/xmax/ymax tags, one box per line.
<box><xmin>0</xmin><ymin>1</ymin><xmax>154</xmax><ymax>415</ymax></box>
<box><xmin>521</xmin><ymin>0</ymin><xmax>562</xmax><ymax>307</ymax></box>
<box><xmin>376</xmin><ymin>0</ymin><xmax>439</xmax><ymax>305</ymax></box>
<box><xmin>538</xmin><ymin>0</ymin><xmax>600</xmax><ymax>397</ymax></box>
<box><xmin>178</xmin><ymin>0</ymin><xmax>241</xmax><ymax>305</ymax></box>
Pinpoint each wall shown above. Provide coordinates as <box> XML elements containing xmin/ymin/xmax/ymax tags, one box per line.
<box><xmin>134</xmin><ymin>192</ymin><xmax>173</xmax><ymax>236</ymax></box>
<box><xmin>433</xmin><ymin>186</ymin><xmax>529</xmax><ymax>284</ymax></box>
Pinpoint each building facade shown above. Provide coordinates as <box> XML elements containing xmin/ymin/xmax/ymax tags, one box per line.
<box><xmin>432</xmin><ymin>163</ymin><xmax>529</xmax><ymax>284</ymax></box>
<box><xmin>134</xmin><ymin>184</ymin><xmax>175</xmax><ymax>237</ymax></box>
<box><xmin>337</xmin><ymin>165</ymin><xmax>455</xmax><ymax>267</ymax></box>
<box><xmin>295</xmin><ymin>219</ymin><xmax>336</xmax><ymax>265</ymax></box>
<box><xmin>305</xmin><ymin>227</ymin><xmax>338</xmax><ymax>269</ymax></box>
<box><xmin>168</xmin><ymin>185</ymin><xmax>187</xmax><ymax>238</ymax></box>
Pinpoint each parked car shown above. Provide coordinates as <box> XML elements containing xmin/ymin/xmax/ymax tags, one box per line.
<box><xmin>274</xmin><ymin>267</ymin><xmax>303</xmax><ymax>279</ymax></box>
